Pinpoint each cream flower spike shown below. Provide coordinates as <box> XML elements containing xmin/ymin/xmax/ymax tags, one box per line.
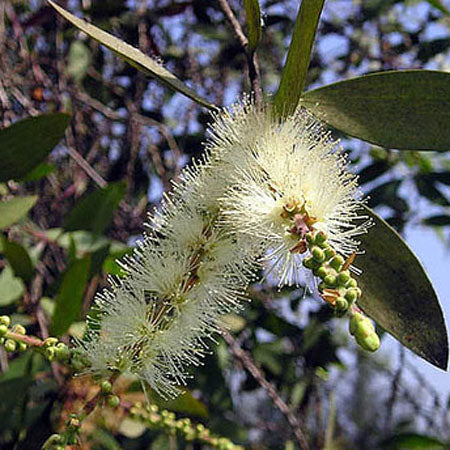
<box><xmin>217</xmin><ymin>102</ymin><xmax>371</xmax><ymax>286</ymax></box>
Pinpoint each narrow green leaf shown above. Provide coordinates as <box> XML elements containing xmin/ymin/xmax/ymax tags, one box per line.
<box><xmin>0</xmin><ymin>114</ymin><xmax>70</xmax><ymax>181</ymax></box>
<box><xmin>64</xmin><ymin>182</ymin><xmax>126</xmax><ymax>234</ymax></box>
<box><xmin>426</xmin><ymin>0</ymin><xmax>449</xmax><ymax>14</ymax></box>
<box><xmin>300</xmin><ymin>70</ymin><xmax>450</xmax><ymax>151</ymax></box>
<box><xmin>0</xmin><ymin>196</ymin><xmax>38</xmax><ymax>229</ymax></box>
<box><xmin>152</xmin><ymin>391</ymin><xmax>209</xmax><ymax>419</ymax></box>
<box><xmin>1</xmin><ymin>237</ymin><xmax>34</xmax><ymax>282</ymax></box>
<box><xmin>423</xmin><ymin>215</ymin><xmax>450</xmax><ymax>226</ymax></box>
<box><xmin>48</xmin><ymin>0</ymin><xmax>215</xmax><ymax>110</ymax></box>
<box><xmin>357</xmin><ymin>206</ymin><xmax>448</xmax><ymax>369</ymax></box>
<box><xmin>273</xmin><ymin>0</ymin><xmax>325</xmax><ymax>117</ymax></box>
<box><xmin>379</xmin><ymin>432</ymin><xmax>446</xmax><ymax>450</ymax></box>
<box><xmin>244</xmin><ymin>0</ymin><xmax>262</xmax><ymax>52</ymax></box>
<box><xmin>51</xmin><ymin>256</ymin><xmax>91</xmax><ymax>336</ymax></box>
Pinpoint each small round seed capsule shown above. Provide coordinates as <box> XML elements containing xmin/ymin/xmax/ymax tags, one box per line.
<box><xmin>4</xmin><ymin>339</ymin><xmax>16</xmax><ymax>353</ymax></box>
<box><xmin>329</xmin><ymin>255</ymin><xmax>345</xmax><ymax>271</ymax></box>
<box><xmin>311</xmin><ymin>246</ymin><xmax>326</xmax><ymax>263</ymax></box>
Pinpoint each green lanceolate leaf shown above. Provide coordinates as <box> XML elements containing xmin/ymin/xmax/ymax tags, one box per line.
<box><xmin>1</xmin><ymin>237</ymin><xmax>34</xmax><ymax>282</ymax></box>
<box><xmin>0</xmin><ymin>114</ymin><xmax>70</xmax><ymax>181</ymax></box>
<box><xmin>357</xmin><ymin>206</ymin><xmax>448</xmax><ymax>370</ymax></box>
<box><xmin>0</xmin><ymin>196</ymin><xmax>38</xmax><ymax>229</ymax></box>
<box><xmin>300</xmin><ymin>70</ymin><xmax>450</xmax><ymax>151</ymax></box>
<box><xmin>51</xmin><ymin>256</ymin><xmax>91</xmax><ymax>336</ymax></box>
<box><xmin>48</xmin><ymin>0</ymin><xmax>216</xmax><ymax>110</ymax></box>
<box><xmin>64</xmin><ymin>182</ymin><xmax>126</xmax><ymax>234</ymax></box>
<box><xmin>244</xmin><ymin>0</ymin><xmax>262</xmax><ymax>52</ymax></box>
<box><xmin>426</xmin><ymin>0</ymin><xmax>449</xmax><ymax>15</ymax></box>
<box><xmin>379</xmin><ymin>432</ymin><xmax>446</xmax><ymax>450</ymax></box>
<box><xmin>273</xmin><ymin>0</ymin><xmax>325</xmax><ymax>117</ymax></box>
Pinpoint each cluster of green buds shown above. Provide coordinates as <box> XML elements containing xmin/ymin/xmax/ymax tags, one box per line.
<box><xmin>0</xmin><ymin>316</ymin><xmax>28</xmax><ymax>353</ymax></box>
<box><xmin>129</xmin><ymin>402</ymin><xmax>243</xmax><ymax>450</ymax></box>
<box><xmin>42</xmin><ymin>415</ymin><xmax>81</xmax><ymax>449</ymax></box>
<box><xmin>99</xmin><ymin>379</ymin><xmax>120</xmax><ymax>408</ymax></box>
<box><xmin>0</xmin><ymin>315</ymin><xmax>73</xmax><ymax>362</ymax></box>
<box><xmin>302</xmin><ymin>231</ymin><xmax>380</xmax><ymax>352</ymax></box>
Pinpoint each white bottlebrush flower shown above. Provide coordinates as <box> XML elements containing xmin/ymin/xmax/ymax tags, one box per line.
<box><xmin>215</xmin><ymin>103</ymin><xmax>371</xmax><ymax>286</ymax></box>
<box><xmin>77</xmin><ymin>99</ymin><xmax>372</xmax><ymax>397</ymax></box>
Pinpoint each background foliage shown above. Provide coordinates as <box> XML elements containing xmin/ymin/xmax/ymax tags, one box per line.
<box><xmin>0</xmin><ymin>0</ymin><xmax>449</xmax><ymax>448</ymax></box>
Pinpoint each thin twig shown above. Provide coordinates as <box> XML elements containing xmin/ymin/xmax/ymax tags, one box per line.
<box><xmin>222</xmin><ymin>329</ymin><xmax>309</xmax><ymax>450</ymax></box>
<box><xmin>217</xmin><ymin>0</ymin><xmax>263</xmax><ymax>106</ymax></box>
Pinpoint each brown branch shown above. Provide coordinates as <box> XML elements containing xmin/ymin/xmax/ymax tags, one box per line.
<box><xmin>217</xmin><ymin>0</ymin><xmax>262</xmax><ymax>106</ymax></box>
<box><xmin>222</xmin><ymin>329</ymin><xmax>309</xmax><ymax>450</ymax></box>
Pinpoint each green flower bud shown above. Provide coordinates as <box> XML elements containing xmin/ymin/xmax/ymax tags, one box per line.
<box><xmin>318</xmin><ymin>281</ymin><xmax>327</xmax><ymax>292</ymax></box>
<box><xmin>18</xmin><ymin>342</ymin><xmax>27</xmax><ymax>352</ymax></box>
<box><xmin>354</xmin><ymin>317</ymin><xmax>375</xmax><ymax>341</ymax></box>
<box><xmin>55</xmin><ymin>343</ymin><xmax>70</xmax><ymax>361</ymax></box>
<box><xmin>345</xmin><ymin>288</ymin><xmax>358</xmax><ymax>303</ymax></box>
<box><xmin>0</xmin><ymin>338</ymin><xmax>4</xmax><ymax>345</ymax></box>
<box><xmin>335</xmin><ymin>297</ymin><xmax>348</xmax><ymax>311</ymax></box>
<box><xmin>305</xmin><ymin>232</ymin><xmax>315</xmax><ymax>244</ymax></box>
<box><xmin>311</xmin><ymin>246</ymin><xmax>325</xmax><ymax>263</ymax></box>
<box><xmin>0</xmin><ymin>325</ymin><xmax>8</xmax><ymax>337</ymax></box>
<box><xmin>316</xmin><ymin>266</ymin><xmax>328</xmax><ymax>279</ymax></box>
<box><xmin>324</xmin><ymin>247</ymin><xmax>336</xmax><ymax>260</ymax></box>
<box><xmin>349</xmin><ymin>312</ymin><xmax>364</xmax><ymax>336</ymax></box>
<box><xmin>315</xmin><ymin>231</ymin><xmax>328</xmax><ymax>246</ymax></box>
<box><xmin>100</xmin><ymin>380</ymin><xmax>112</xmax><ymax>394</ymax></box>
<box><xmin>45</xmin><ymin>347</ymin><xmax>56</xmax><ymax>361</ymax></box>
<box><xmin>357</xmin><ymin>332</ymin><xmax>381</xmax><ymax>352</ymax></box>
<box><xmin>329</xmin><ymin>255</ymin><xmax>344</xmax><ymax>271</ymax></box>
<box><xmin>4</xmin><ymin>339</ymin><xmax>16</xmax><ymax>353</ymax></box>
<box><xmin>12</xmin><ymin>324</ymin><xmax>26</xmax><ymax>335</ymax></box>
<box><xmin>337</xmin><ymin>270</ymin><xmax>351</xmax><ymax>286</ymax></box>
<box><xmin>302</xmin><ymin>256</ymin><xmax>318</xmax><ymax>270</ymax></box>
<box><xmin>44</xmin><ymin>337</ymin><xmax>59</xmax><ymax>347</ymax></box>
<box><xmin>323</xmin><ymin>274</ymin><xmax>337</xmax><ymax>288</ymax></box>
<box><xmin>0</xmin><ymin>316</ymin><xmax>11</xmax><ymax>327</ymax></box>
<box><xmin>347</xmin><ymin>278</ymin><xmax>358</xmax><ymax>288</ymax></box>
<box><xmin>107</xmin><ymin>395</ymin><xmax>120</xmax><ymax>408</ymax></box>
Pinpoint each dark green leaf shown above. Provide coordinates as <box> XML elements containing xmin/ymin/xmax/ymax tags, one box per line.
<box><xmin>244</xmin><ymin>0</ymin><xmax>262</xmax><ymax>52</ymax></box>
<box><xmin>48</xmin><ymin>0</ymin><xmax>216</xmax><ymax>110</ymax></box>
<box><xmin>423</xmin><ymin>215</ymin><xmax>450</xmax><ymax>226</ymax></box>
<box><xmin>367</xmin><ymin>180</ymin><xmax>408</xmax><ymax>212</ymax></box>
<box><xmin>0</xmin><ymin>266</ymin><xmax>25</xmax><ymax>306</ymax></box>
<box><xmin>64</xmin><ymin>182</ymin><xmax>126</xmax><ymax>234</ymax></box>
<box><xmin>0</xmin><ymin>113</ymin><xmax>70</xmax><ymax>181</ymax></box>
<box><xmin>51</xmin><ymin>256</ymin><xmax>91</xmax><ymax>336</ymax></box>
<box><xmin>379</xmin><ymin>432</ymin><xmax>446</xmax><ymax>450</ymax></box>
<box><xmin>416</xmin><ymin>177</ymin><xmax>450</xmax><ymax>206</ymax></box>
<box><xmin>300</xmin><ymin>70</ymin><xmax>450</xmax><ymax>151</ymax></box>
<box><xmin>357</xmin><ymin>161</ymin><xmax>390</xmax><ymax>185</ymax></box>
<box><xmin>19</xmin><ymin>163</ymin><xmax>56</xmax><ymax>182</ymax></box>
<box><xmin>273</xmin><ymin>0</ymin><xmax>325</xmax><ymax>117</ymax></box>
<box><xmin>0</xmin><ymin>196</ymin><xmax>38</xmax><ymax>229</ymax></box>
<box><xmin>357</xmin><ymin>206</ymin><xmax>448</xmax><ymax>369</ymax></box>
<box><xmin>426</xmin><ymin>0</ymin><xmax>449</xmax><ymax>14</ymax></box>
<box><xmin>152</xmin><ymin>391</ymin><xmax>209</xmax><ymax>419</ymax></box>
<box><xmin>1</xmin><ymin>237</ymin><xmax>34</xmax><ymax>282</ymax></box>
